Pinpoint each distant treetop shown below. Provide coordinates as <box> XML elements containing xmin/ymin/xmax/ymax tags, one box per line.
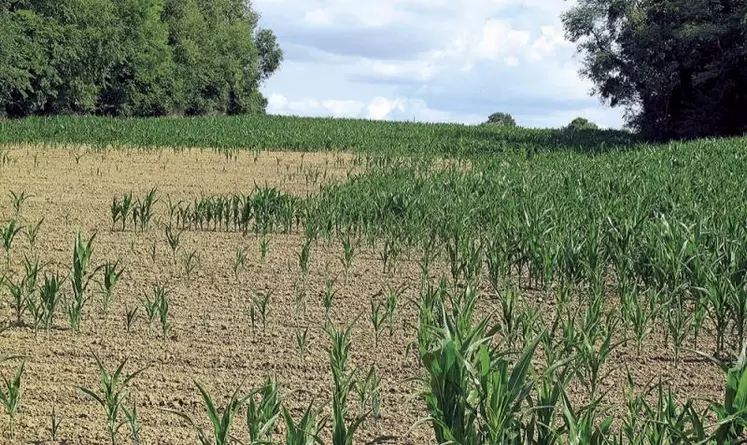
<box><xmin>484</xmin><ymin>112</ymin><xmax>517</xmax><ymax>127</ymax></box>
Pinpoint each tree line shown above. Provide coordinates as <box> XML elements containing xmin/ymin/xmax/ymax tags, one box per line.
<box><xmin>0</xmin><ymin>0</ymin><xmax>282</xmax><ymax>117</ymax></box>
<box><xmin>563</xmin><ymin>0</ymin><xmax>747</xmax><ymax>141</ymax></box>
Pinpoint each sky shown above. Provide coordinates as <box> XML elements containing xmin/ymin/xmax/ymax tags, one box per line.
<box><xmin>253</xmin><ymin>0</ymin><xmax>626</xmax><ymax>129</ymax></box>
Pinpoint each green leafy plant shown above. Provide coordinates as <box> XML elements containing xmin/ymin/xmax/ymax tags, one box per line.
<box><xmin>78</xmin><ymin>354</ymin><xmax>146</xmax><ymax>445</ymax></box>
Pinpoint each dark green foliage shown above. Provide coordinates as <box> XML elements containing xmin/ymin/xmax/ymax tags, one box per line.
<box><xmin>565</xmin><ymin>117</ymin><xmax>598</xmax><ymax>131</ymax></box>
<box><xmin>484</xmin><ymin>112</ymin><xmax>517</xmax><ymax>127</ymax></box>
<box><xmin>563</xmin><ymin>0</ymin><xmax>747</xmax><ymax>141</ymax></box>
<box><xmin>0</xmin><ymin>0</ymin><xmax>282</xmax><ymax>117</ymax></box>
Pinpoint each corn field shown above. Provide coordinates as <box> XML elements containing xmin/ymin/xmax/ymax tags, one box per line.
<box><xmin>0</xmin><ymin>117</ymin><xmax>746</xmax><ymax>444</ymax></box>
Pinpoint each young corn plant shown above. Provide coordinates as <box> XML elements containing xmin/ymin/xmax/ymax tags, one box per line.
<box><xmin>181</xmin><ymin>250</ymin><xmax>199</xmax><ymax>282</ymax></box>
<box><xmin>339</xmin><ymin>226</ymin><xmax>358</xmax><ymax>279</ymax></box>
<box><xmin>135</xmin><ymin>187</ymin><xmax>158</xmax><ymax>231</ymax></box>
<box><xmin>296</xmin><ymin>327</ymin><xmax>309</xmax><ymax>364</ymax></box>
<box><xmin>49</xmin><ymin>407</ymin><xmax>62</xmax><ymax>442</ymax></box>
<box><xmin>124</xmin><ymin>396</ymin><xmax>141</xmax><ymax>444</ymax></box>
<box><xmin>259</xmin><ymin>237</ymin><xmax>270</xmax><ymax>264</ymax></box>
<box><xmin>111</xmin><ymin>192</ymin><xmax>133</xmax><ymax>231</ymax></box>
<box><xmin>252</xmin><ymin>289</ymin><xmax>273</xmax><ymax>334</ymax></box>
<box><xmin>354</xmin><ymin>366</ymin><xmax>382</xmax><ymax>419</ymax></box>
<box><xmin>164</xmin><ymin>381</ymin><xmax>249</xmax><ymax>445</ymax></box>
<box><xmin>0</xmin><ymin>359</ymin><xmax>25</xmax><ymax>439</ymax></box>
<box><xmin>282</xmin><ymin>401</ymin><xmax>324</xmax><ymax>445</ymax></box>
<box><xmin>98</xmin><ymin>259</ymin><xmax>125</xmax><ymax>316</ymax></box>
<box><xmin>384</xmin><ymin>286</ymin><xmax>403</xmax><ymax>337</ymax></box>
<box><xmin>707</xmin><ymin>346</ymin><xmax>747</xmax><ymax>443</ymax></box>
<box><xmin>370</xmin><ymin>299</ymin><xmax>386</xmax><ymax>347</ymax></box>
<box><xmin>5</xmin><ymin>276</ymin><xmax>25</xmax><ymax>326</ymax></box>
<box><xmin>78</xmin><ymin>354</ymin><xmax>146</xmax><ymax>445</ymax></box>
<box><xmin>8</xmin><ymin>190</ymin><xmax>31</xmax><ymax>216</ymax></box>
<box><xmin>124</xmin><ymin>305</ymin><xmax>139</xmax><ymax>334</ymax></box>
<box><xmin>246</xmin><ymin>376</ymin><xmax>281</xmax><ymax>444</ymax></box>
<box><xmin>24</xmin><ymin>218</ymin><xmax>43</xmax><ymax>250</ymax></box>
<box><xmin>298</xmin><ymin>239</ymin><xmax>312</xmax><ymax>277</ymax></box>
<box><xmin>232</xmin><ymin>247</ymin><xmax>246</xmax><ymax>280</ymax></box>
<box><xmin>1</xmin><ymin>219</ymin><xmax>23</xmax><ymax>267</ymax></box>
<box><xmin>322</xmin><ymin>278</ymin><xmax>337</xmax><ymax>317</ymax></box>
<box><xmin>68</xmin><ymin>232</ymin><xmax>96</xmax><ymax>331</ymax></box>
<box><xmin>326</xmin><ymin>321</ymin><xmax>369</xmax><ymax>445</ymax></box>
<box><xmin>665</xmin><ymin>302</ymin><xmax>692</xmax><ymax>365</ymax></box>
<box><xmin>157</xmin><ymin>288</ymin><xmax>171</xmax><ymax>339</ymax></box>
<box><xmin>39</xmin><ymin>272</ymin><xmax>64</xmax><ymax>331</ymax></box>
<box><xmin>165</xmin><ymin>224</ymin><xmax>182</xmax><ymax>264</ymax></box>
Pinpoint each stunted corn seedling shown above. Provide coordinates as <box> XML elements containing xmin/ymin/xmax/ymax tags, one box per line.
<box><xmin>322</xmin><ymin>278</ymin><xmax>337</xmax><ymax>317</ymax></box>
<box><xmin>369</xmin><ymin>299</ymin><xmax>386</xmax><ymax>347</ymax></box>
<box><xmin>111</xmin><ymin>192</ymin><xmax>133</xmax><ymax>231</ymax></box>
<box><xmin>296</xmin><ymin>327</ymin><xmax>309</xmax><ymax>364</ymax></box>
<box><xmin>78</xmin><ymin>354</ymin><xmax>146</xmax><ymax>445</ymax></box>
<box><xmin>124</xmin><ymin>305</ymin><xmax>139</xmax><ymax>334</ymax></box>
<box><xmin>339</xmin><ymin>226</ymin><xmax>358</xmax><ymax>279</ymax></box>
<box><xmin>165</xmin><ymin>223</ymin><xmax>181</xmax><ymax>264</ymax></box>
<box><xmin>0</xmin><ymin>359</ymin><xmax>24</xmax><ymax>439</ymax></box>
<box><xmin>298</xmin><ymin>239</ymin><xmax>312</xmax><ymax>277</ymax></box>
<box><xmin>354</xmin><ymin>366</ymin><xmax>382</xmax><ymax>419</ymax></box>
<box><xmin>164</xmin><ymin>381</ymin><xmax>249</xmax><ymax>445</ymax></box>
<box><xmin>49</xmin><ymin>407</ymin><xmax>62</xmax><ymax>442</ymax></box>
<box><xmin>232</xmin><ymin>247</ymin><xmax>246</xmax><ymax>280</ymax></box>
<box><xmin>99</xmin><ymin>259</ymin><xmax>124</xmax><ymax>316</ymax></box>
<box><xmin>181</xmin><ymin>249</ymin><xmax>199</xmax><ymax>282</ymax></box>
<box><xmin>260</xmin><ymin>237</ymin><xmax>270</xmax><ymax>263</ymax></box>
<box><xmin>24</xmin><ymin>218</ymin><xmax>43</xmax><ymax>250</ymax></box>
<box><xmin>252</xmin><ymin>289</ymin><xmax>273</xmax><ymax>334</ymax></box>
<box><xmin>8</xmin><ymin>190</ymin><xmax>31</xmax><ymax>216</ymax></box>
<box><xmin>133</xmin><ymin>187</ymin><xmax>158</xmax><ymax>232</ymax></box>
<box><xmin>1</xmin><ymin>219</ymin><xmax>22</xmax><ymax>267</ymax></box>
<box><xmin>124</xmin><ymin>396</ymin><xmax>141</xmax><ymax>444</ymax></box>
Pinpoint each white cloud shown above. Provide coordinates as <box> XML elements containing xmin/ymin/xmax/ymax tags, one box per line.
<box><xmin>256</xmin><ymin>0</ymin><xmax>625</xmax><ymax>128</ymax></box>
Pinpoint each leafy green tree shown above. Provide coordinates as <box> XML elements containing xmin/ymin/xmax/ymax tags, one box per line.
<box><xmin>100</xmin><ymin>0</ymin><xmax>176</xmax><ymax>116</ymax></box>
<box><xmin>563</xmin><ymin>0</ymin><xmax>747</xmax><ymax>141</ymax></box>
<box><xmin>1</xmin><ymin>0</ymin><xmax>282</xmax><ymax>117</ymax></box>
<box><xmin>484</xmin><ymin>112</ymin><xmax>517</xmax><ymax>127</ymax></box>
<box><xmin>566</xmin><ymin>117</ymin><xmax>599</xmax><ymax>131</ymax></box>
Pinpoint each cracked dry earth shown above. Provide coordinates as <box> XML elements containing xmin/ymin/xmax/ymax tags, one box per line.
<box><xmin>0</xmin><ymin>145</ymin><xmax>727</xmax><ymax>444</ymax></box>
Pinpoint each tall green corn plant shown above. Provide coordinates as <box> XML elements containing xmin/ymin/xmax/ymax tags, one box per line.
<box><xmin>68</xmin><ymin>232</ymin><xmax>97</xmax><ymax>331</ymax></box>
<box><xmin>476</xmin><ymin>334</ymin><xmax>542</xmax><ymax>444</ymax></box>
<box><xmin>246</xmin><ymin>377</ymin><xmax>280</xmax><ymax>444</ymax></box>
<box><xmin>326</xmin><ymin>320</ymin><xmax>369</xmax><ymax>445</ymax></box>
<box><xmin>415</xmin><ymin>285</ymin><xmax>487</xmax><ymax>445</ymax></box>
<box><xmin>706</xmin><ymin>346</ymin><xmax>747</xmax><ymax>444</ymax></box>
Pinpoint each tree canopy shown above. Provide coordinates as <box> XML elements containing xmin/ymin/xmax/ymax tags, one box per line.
<box><xmin>484</xmin><ymin>112</ymin><xmax>517</xmax><ymax>127</ymax></box>
<box><xmin>563</xmin><ymin>0</ymin><xmax>747</xmax><ymax>141</ymax></box>
<box><xmin>0</xmin><ymin>0</ymin><xmax>283</xmax><ymax>117</ymax></box>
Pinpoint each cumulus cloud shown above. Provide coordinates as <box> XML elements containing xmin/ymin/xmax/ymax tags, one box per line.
<box><xmin>255</xmin><ymin>0</ymin><xmax>625</xmax><ymax>128</ymax></box>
